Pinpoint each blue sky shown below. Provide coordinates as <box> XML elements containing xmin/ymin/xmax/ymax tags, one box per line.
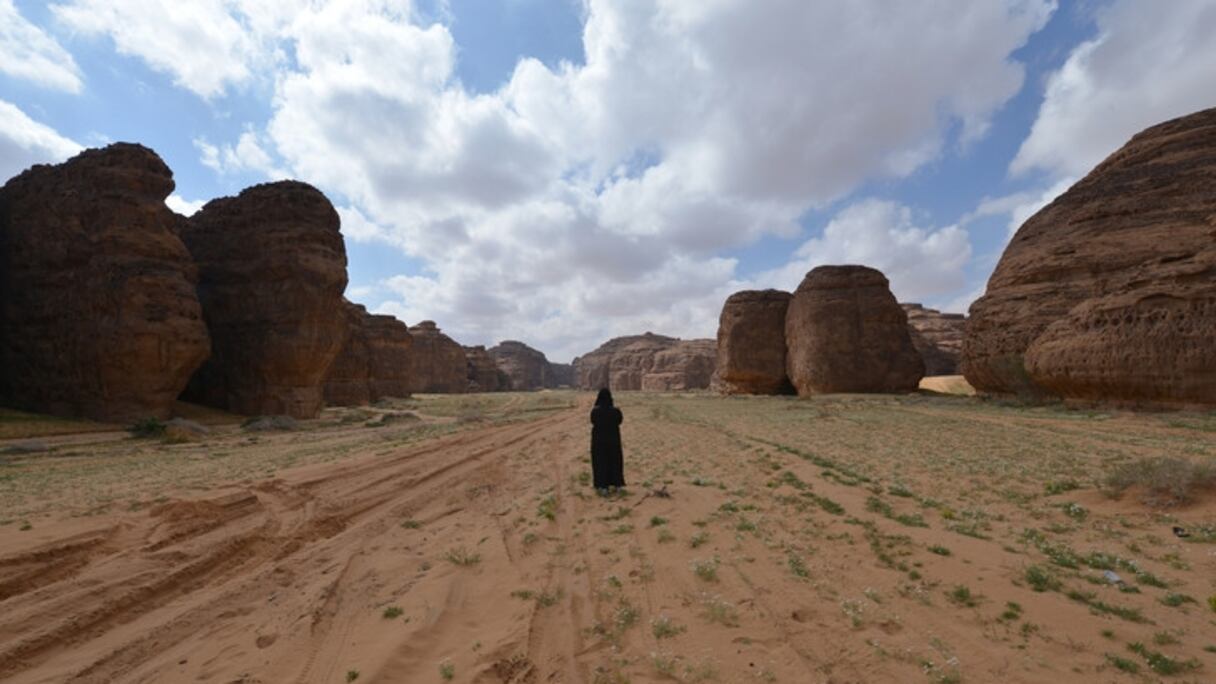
<box><xmin>3</xmin><ymin>1</ymin><xmax>1215</xmax><ymax>361</ymax></box>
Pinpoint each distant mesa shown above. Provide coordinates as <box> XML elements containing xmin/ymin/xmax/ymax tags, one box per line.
<box><xmin>465</xmin><ymin>345</ymin><xmax>508</xmax><ymax>392</ymax></box>
<box><xmin>712</xmin><ymin>289</ymin><xmax>795</xmax><ymax>395</ymax></box>
<box><xmin>712</xmin><ymin>269</ymin><xmax>936</xmax><ymax>396</ymax></box>
<box><xmin>324</xmin><ymin>301</ymin><xmax>413</xmax><ymax>406</ymax></box>
<box><xmin>572</xmin><ymin>333</ymin><xmax>716</xmax><ymax>391</ymax></box>
<box><xmin>785</xmin><ymin>265</ymin><xmax>924</xmax><ymax>395</ymax></box>
<box><xmin>0</xmin><ymin>143</ymin><xmax>211</xmax><ymax>422</ymax></box>
<box><xmin>408</xmin><ymin>321</ymin><xmax>468</xmax><ymax>394</ymax></box>
<box><xmin>489</xmin><ymin>340</ymin><xmax>570</xmax><ymax>390</ymax></box>
<box><xmin>178</xmin><ymin>180</ymin><xmax>349</xmax><ymax>418</ymax></box>
<box><xmin>963</xmin><ymin>106</ymin><xmax>1216</xmax><ymax>407</ymax></box>
<box><xmin>901</xmin><ymin>303</ymin><xmax>966</xmax><ymax>377</ymax></box>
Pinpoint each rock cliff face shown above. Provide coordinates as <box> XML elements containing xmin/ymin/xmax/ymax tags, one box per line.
<box><xmin>407</xmin><ymin>321</ymin><xmax>467</xmax><ymax>393</ymax></box>
<box><xmin>488</xmin><ymin>340</ymin><xmax>564</xmax><ymax>390</ymax></box>
<box><xmin>573</xmin><ymin>333</ymin><xmax>716</xmax><ymax>391</ymax></box>
<box><xmin>641</xmin><ymin>339</ymin><xmax>717</xmax><ymax>391</ymax></box>
<box><xmin>323</xmin><ymin>303</ymin><xmax>373</xmax><ymax>407</ymax></box>
<box><xmin>785</xmin><ymin>266</ymin><xmax>923</xmax><ymax>395</ymax></box>
<box><xmin>901</xmin><ymin>304</ymin><xmax>966</xmax><ymax>376</ymax></box>
<box><xmin>0</xmin><ymin>144</ymin><xmax>210</xmax><ymax>421</ymax></box>
<box><xmin>465</xmin><ymin>346</ymin><xmax>506</xmax><ymax>392</ymax></box>
<box><xmin>179</xmin><ymin>181</ymin><xmax>348</xmax><ymax>418</ymax></box>
<box><xmin>549</xmin><ymin>363</ymin><xmax>574</xmax><ymax>388</ymax></box>
<box><xmin>711</xmin><ymin>289</ymin><xmax>793</xmax><ymax>394</ymax></box>
<box><xmin>364</xmin><ymin>313</ymin><xmax>413</xmax><ymax>400</ymax></box>
<box><xmin>324</xmin><ymin>301</ymin><xmax>413</xmax><ymax>406</ymax></box>
<box><xmin>962</xmin><ymin>107</ymin><xmax>1216</xmax><ymax>406</ymax></box>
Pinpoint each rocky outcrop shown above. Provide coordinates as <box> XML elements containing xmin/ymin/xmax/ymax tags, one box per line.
<box><xmin>549</xmin><ymin>363</ymin><xmax>574</xmax><ymax>388</ymax></box>
<box><xmin>407</xmin><ymin>321</ymin><xmax>467</xmax><ymax>393</ymax></box>
<box><xmin>901</xmin><ymin>304</ymin><xmax>966</xmax><ymax>376</ymax></box>
<box><xmin>785</xmin><ymin>266</ymin><xmax>923</xmax><ymax>395</ymax></box>
<box><xmin>573</xmin><ymin>333</ymin><xmax>716</xmax><ymax>391</ymax></box>
<box><xmin>641</xmin><ymin>339</ymin><xmax>717</xmax><ymax>391</ymax></box>
<box><xmin>962</xmin><ymin>107</ymin><xmax>1216</xmax><ymax>406</ymax></box>
<box><xmin>179</xmin><ymin>181</ymin><xmax>348</xmax><ymax>418</ymax></box>
<box><xmin>323</xmin><ymin>303</ymin><xmax>373</xmax><ymax>407</ymax></box>
<box><xmin>711</xmin><ymin>289</ymin><xmax>793</xmax><ymax>394</ymax></box>
<box><xmin>487</xmin><ymin>340</ymin><xmax>566</xmax><ymax>390</ymax></box>
<box><xmin>465</xmin><ymin>346</ymin><xmax>506</xmax><ymax>392</ymax></box>
<box><xmin>364</xmin><ymin>313</ymin><xmax>413</xmax><ymax>400</ymax></box>
<box><xmin>324</xmin><ymin>301</ymin><xmax>413</xmax><ymax>406</ymax></box>
<box><xmin>0</xmin><ymin>144</ymin><xmax>210</xmax><ymax>422</ymax></box>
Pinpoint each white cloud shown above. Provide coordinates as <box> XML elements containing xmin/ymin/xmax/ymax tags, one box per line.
<box><xmin>51</xmin><ymin>0</ymin><xmax>259</xmax><ymax>98</ymax></box>
<box><xmin>165</xmin><ymin>193</ymin><xmax>205</xmax><ymax>216</ymax></box>
<box><xmin>0</xmin><ymin>0</ymin><xmax>83</xmax><ymax>92</ymax></box>
<box><xmin>0</xmin><ymin>99</ymin><xmax>82</xmax><ymax>183</ymax></box>
<box><xmin>240</xmin><ymin>0</ymin><xmax>1052</xmax><ymax>358</ymax></box>
<box><xmin>1012</xmin><ymin>0</ymin><xmax>1216</xmax><ymax>178</ymax></box>
<box><xmin>970</xmin><ymin>175</ymin><xmax>1075</xmax><ymax>239</ymax></box>
<box><xmin>754</xmin><ymin>199</ymin><xmax>973</xmax><ymax>307</ymax></box>
<box><xmin>193</xmin><ymin>130</ymin><xmax>286</xmax><ymax>178</ymax></box>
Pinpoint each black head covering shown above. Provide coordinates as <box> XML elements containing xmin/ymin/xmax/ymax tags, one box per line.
<box><xmin>595</xmin><ymin>388</ymin><xmax>613</xmax><ymax>407</ymax></box>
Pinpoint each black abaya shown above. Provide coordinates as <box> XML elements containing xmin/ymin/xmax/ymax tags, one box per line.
<box><xmin>590</xmin><ymin>393</ymin><xmax>625</xmax><ymax>489</ymax></box>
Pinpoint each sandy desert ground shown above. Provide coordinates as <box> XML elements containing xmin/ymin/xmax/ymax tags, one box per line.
<box><xmin>1</xmin><ymin>388</ymin><xmax>1214</xmax><ymax>684</ymax></box>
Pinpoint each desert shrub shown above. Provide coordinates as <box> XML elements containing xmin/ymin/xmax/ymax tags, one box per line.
<box><xmin>1104</xmin><ymin>457</ymin><xmax>1216</xmax><ymax>507</ymax></box>
<box><xmin>128</xmin><ymin>417</ymin><xmax>167</xmax><ymax>438</ymax></box>
<box><xmin>241</xmin><ymin>415</ymin><xmax>299</xmax><ymax>432</ymax></box>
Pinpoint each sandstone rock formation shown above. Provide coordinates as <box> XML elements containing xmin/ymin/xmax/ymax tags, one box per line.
<box><xmin>549</xmin><ymin>363</ymin><xmax>574</xmax><ymax>388</ymax></box>
<box><xmin>407</xmin><ymin>321</ymin><xmax>467</xmax><ymax>393</ymax></box>
<box><xmin>179</xmin><ymin>181</ymin><xmax>348</xmax><ymax>418</ymax></box>
<box><xmin>641</xmin><ymin>339</ymin><xmax>717</xmax><ymax>391</ymax></box>
<box><xmin>0</xmin><ymin>144</ymin><xmax>210</xmax><ymax>422</ymax></box>
<box><xmin>364</xmin><ymin>312</ymin><xmax>413</xmax><ymax>400</ymax></box>
<box><xmin>323</xmin><ymin>303</ymin><xmax>373</xmax><ymax>407</ymax></box>
<box><xmin>785</xmin><ymin>266</ymin><xmax>923</xmax><ymax>395</ymax></box>
<box><xmin>324</xmin><ymin>301</ymin><xmax>413</xmax><ymax>406</ymax></box>
<box><xmin>963</xmin><ymin>107</ymin><xmax>1216</xmax><ymax>406</ymax></box>
<box><xmin>711</xmin><ymin>289</ymin><xmax>793</xmax><ymax>394</ymax></box>
<box><xmin>573</xmin><ymin>333</ymin><xmax>716</xmax><ymax>391</ymax></box>
<box><xmin>901</xmin><ymin>304</ymin><xmax>967</xmax><ymax>376</ymax></box>
<box><xmin>465</xmin><ymin>346</ymin><xmax>506</xmax><ymax>392</ymax></box>
<box><xmin>488</xmin><ymin>340</ymin><xmax>565</xmax><ymax>390</ymax></box>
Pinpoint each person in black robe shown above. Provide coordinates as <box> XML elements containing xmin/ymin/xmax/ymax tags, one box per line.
<box><xmin>590</xmin><ymin>388</ymin><xmax>625</xmax><ymax>493</ymax></box>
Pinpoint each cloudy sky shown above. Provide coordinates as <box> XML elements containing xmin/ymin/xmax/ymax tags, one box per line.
<box><xmin>3</xmin><ymin>0</ymin><xmax>1216</xmax><ymax>361</ymax></box>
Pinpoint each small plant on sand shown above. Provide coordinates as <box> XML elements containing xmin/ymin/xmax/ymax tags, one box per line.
<box><xmin>128</xmin><ymin>417</ymin><xmax>166</xmax><ymax>438</ymax></box>
<box><xmin>444</xmin><ymin>547</ymin><xmax>481</xmax><ymax>566</ymax></box>
<box><xmin>1000</xmin><ymin>601</ymin><xmax>1023</xmax><ymax>621</ymax></box>
<box><xmin>649</xmin><ymin>515</ymin><xmax>668</xmax><ymax>527</ymax></box>
<box><xmin>1127</xmin><ymin>642</ymin><xmax>1201</xmax><ymax>676</ymax></box>
<box><xmin>382</xmin><ymin>605</ymin><xmax>403</xmax><ymax>619</ymax></box>
<box><xmin>537</xmin><ymin>495</ymin><xmax>558</xmax><ymax>521</ymax></box>
<box><xmin>927</xmin><ymin>545</ymin><xmax>952</xmax><ymax>556</ymax></box>
<box><xmin>689</xmin><ymin>531</ymin><xmax>710</xmax><ymax>548</ymax></box>
<box><xmin>691</xmin><ymin>557</ymin><xmax>720</xmax><ymax>582</ymax></box>
<box><xmin>536</xmin><ymin>588</ymin><xmax>562</xmax><ymax>607</ymax></box>
<box><xmin>1024</xmin><ymin>564</ymin><xmax>1061</xmax><ymax>592</ymax></box>
<box><xmin>947</xmin><ymin>585</ymin><xmax>979</xmax><ymax>607</ymax></box>
<box><xmin>1161</xmin><ymin>592</ymin><xmax>1195</xmax><ymax>607</ymax></box>
<box><xmin>700</xmin><ymin>594</ymin><xmax>739</xmax><ymax>626</ymax></box>
<box><xmin>657</xmin><ymin>528</ymin><xmax>676</xmax><ymax>543</ymax></box>
<box><xmin>651</xmin><ymin>614</ymin><xmax>685</xmax><ymax>639</ymax></box>
<box><xmin>345</xmin><ymin>670</ymin><xmax>360</xmax><ymax>682</ymax></box>
<box><xmin>1105</xmin><ymin>655</ymin><xmax>1139</xmax><ymax>674</ymax></box>
<box><xmin>1105</xmin><ymin>456</ymin><xmax>1216</xmax><ymax>507</ymax></box>
<box><xmin>439</xmin><ymin>660</ymin><xmax>455</xmax><ymax>680</ymax></box>
<box><xmin>787</xmin><ymin>552</ymin><xmax>810</xmax><ymax>578</ymax></box>
<box><xmin>1208</xmin><ymin>594</ymin><xmax>1216</xmax><ymax>614</ymax></box>
<box><xmin>401</xmin><ymin>518</ymin><xmax>422</xmax><ymax>529</ymax></box>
